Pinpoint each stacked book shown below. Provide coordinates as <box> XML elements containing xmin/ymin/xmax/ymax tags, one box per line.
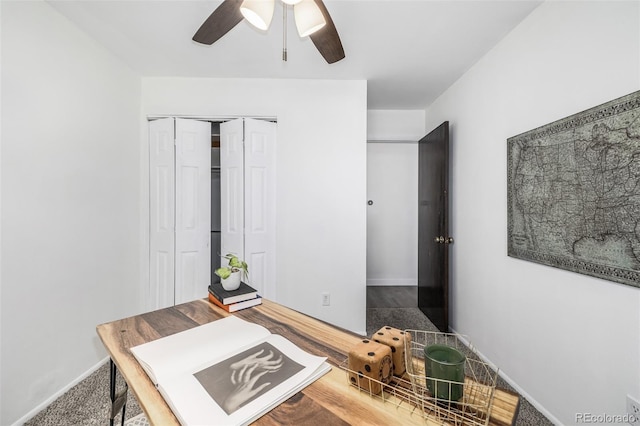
<box><xmin>208</xmin><ymin>281</ymin><xmax>262</xmax><ymax>312</ymax></box>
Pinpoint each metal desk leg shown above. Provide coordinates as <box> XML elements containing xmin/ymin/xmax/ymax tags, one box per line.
<box><xmin>109</xmin><ymin>359</ymin><xmax>128</xmax><ymax>426</ymax></box>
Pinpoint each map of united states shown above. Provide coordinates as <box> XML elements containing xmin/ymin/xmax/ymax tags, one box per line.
<box><xmin>508</xmin><ymin>92</ymin><xmax>640</xmax><ymax>288</ymax></box>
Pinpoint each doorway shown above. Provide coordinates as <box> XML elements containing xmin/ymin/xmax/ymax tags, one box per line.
<box><xmin>366</xmin><ymin>124</ymin><xmax>451</xmax><ymax>332</ymax></box>
<box><xmin>366</xmin><ymin>141</ymin><xmax>420</xmax><ymax>334</ymax></box>
<box><xmin>148</xmin><ymin>117</ymin><xmax>276</xmax><ymax>308</ymax></box>
<box><xmin>366</xmin><ymin>141</ymin><xmax>419</xmax><ymax>286</ymax></box>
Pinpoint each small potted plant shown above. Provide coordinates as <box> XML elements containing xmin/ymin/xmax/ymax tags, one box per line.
<box><xmin>215</xmin><ymin>253</ymin><xmax>248</xmax><ymax>291</ymax></box>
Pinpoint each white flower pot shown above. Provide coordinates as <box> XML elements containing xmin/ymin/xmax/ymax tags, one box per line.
<box><xmin>221</xmin><ymin>271</ymin><xmax>241</xmax><ymax>291</ymax></box>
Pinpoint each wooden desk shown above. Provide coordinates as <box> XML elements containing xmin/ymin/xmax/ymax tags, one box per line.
<box><xmin>97</xmin><ymin>299</ymin><xmax>519</xmax><ymax>425</ymax></box>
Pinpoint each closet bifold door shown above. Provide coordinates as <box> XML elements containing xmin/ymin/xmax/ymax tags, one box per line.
<box><xmin>220</xmin><ymin>118</ymin><xmax>276</xmax><ymax>300</ymax></box>
<box><xmin>149</xmin><ymin>118</ymin><xmax>211</xmax><ymax>308</ymax></box>
<box><xmin>220</xmin><ymin>118</ymin><xmax>245</xmax><ymax>275</ymax></box>
<box><xmin>243</xmin><ymin>118</ymin><xmax>276</xmax><ymax>300</ymax></box>
<box><xmin>174</xmin><ymin>118</ymin><xmax>211</xmax><ymax>305</ymax></box>
<box><xmin>149</xmin><ymin>117</ymin><xmax>176</xmax><ymax>309</ymax></box>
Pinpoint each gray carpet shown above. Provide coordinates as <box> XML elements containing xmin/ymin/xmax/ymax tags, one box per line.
<box><xmin>24</xmin><ymin>307</ymin><xmax>552</xmax><ymax>426</ymax></box>
<box><xmin>23</xmin><ymin>362</ymin><xmax>143</xmax><ymax>426</ymax></box>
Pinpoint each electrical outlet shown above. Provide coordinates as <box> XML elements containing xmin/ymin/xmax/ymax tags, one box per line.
<box><xmin>628</xmin><ymin>394</ymin><xmax>640</xmax><ymax>426</ymax></box>
<box><xmin>322</xmin><ymin>293</ymin><xmax>330</xmax><ymax>306</ymax></box>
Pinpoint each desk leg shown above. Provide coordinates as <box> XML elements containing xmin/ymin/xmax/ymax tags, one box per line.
<box><xmin>109</xmin><ymin>359</ymin><xmax>128</xmax><ymax>426</ymax></box>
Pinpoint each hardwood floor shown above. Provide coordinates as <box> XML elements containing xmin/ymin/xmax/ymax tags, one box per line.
<box><xmin>366</xmin><ymin>285</ymin><xmax>417</xmax><ymax>308</ymax></box>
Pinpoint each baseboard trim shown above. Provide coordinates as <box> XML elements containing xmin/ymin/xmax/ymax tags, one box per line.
<box><xmin>366</xmin><ymin>279</ymin><xmax>417</xmax><ymax>286</ymax></box>
<box><xmin>450</xmin><ymin>328</ymin><xmax>561</xmax><ymax>426</ymax></box>
<box><xmin>11</xmin><ymin>357</ymin><xmax>109</xmax><ymax>426</ymax></box>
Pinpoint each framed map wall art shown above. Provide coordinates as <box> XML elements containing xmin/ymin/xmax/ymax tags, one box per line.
<box><xmin>507</xmin><ymin>90</ymin><xmax>640</xmax><ymax>288</ymax></box>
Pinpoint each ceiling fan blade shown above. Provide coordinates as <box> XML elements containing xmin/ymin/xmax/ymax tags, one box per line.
<box><xmin>193</xmin><ymin>0</ymin><xmax>244</xmax><ymax>45</ymax></box>
<box><xmin>309</xmin><ymin>0</ymin><xmax>345</xmax><ymax>64</ymax></box>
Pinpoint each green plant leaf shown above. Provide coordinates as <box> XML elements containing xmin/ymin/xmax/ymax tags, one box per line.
<box><xmin>215</xmin><ymin>267</ymin><xmax>231</xmax><ymax>279</ymax></box>
<box><xmin>218</xmin><ymin>254</ymin><xmax>248</xmax><ymax>278</ymax></box>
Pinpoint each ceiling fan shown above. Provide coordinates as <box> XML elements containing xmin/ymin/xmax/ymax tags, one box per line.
<box><xmin>192</xmin><ymin>0</ymin><xmax>345</xmax><ymax>64</ymax></box>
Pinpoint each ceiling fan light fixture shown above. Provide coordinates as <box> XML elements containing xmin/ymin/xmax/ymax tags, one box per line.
<box><xmin>240</xmin><ymin>0</ymin><xmax>275</xmax><ymax>31</ymax></box>
<box><xmin>293</xmin><ymin>0</ymin><xmax>326</xmax><ymax>37</ymax></box>
<box><xmin>281</xmin><ymin>0</ymin><xmax>303</xmax><ymax>4</ymax></box>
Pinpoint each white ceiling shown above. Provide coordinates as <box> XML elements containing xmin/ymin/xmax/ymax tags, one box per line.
<box><xmin>48</xmin><ymin>0</ymin><xmax>542</xmax><ymax>110</ymax></box>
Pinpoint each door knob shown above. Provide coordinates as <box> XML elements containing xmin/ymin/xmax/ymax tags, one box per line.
<box><xmin>434</xmin><ymin>236</ymin><xmax>454</xmax><ymax>244</ymax></box>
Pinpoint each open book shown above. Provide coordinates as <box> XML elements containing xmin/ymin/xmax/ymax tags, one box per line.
<box><xmin>131</xmin><ymin>316</ymin><xmax>331</xmax><ymax>426</ymax></box>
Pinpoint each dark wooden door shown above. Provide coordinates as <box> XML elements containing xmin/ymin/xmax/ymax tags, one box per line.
<box><xmin>418</xmin><ymin>122</ymin><xmax>450</xmax><ymax>332</ymax></box>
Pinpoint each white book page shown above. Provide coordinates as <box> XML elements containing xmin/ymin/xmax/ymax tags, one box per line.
<box><xmin>158</xmin><ymin>334</ymin><xmax>329</xmax><ymax>426</ymax></box>
<box><xmin>130</xmin><ymin>316</ymin><xmax>271</xmax><ymax>384</ymax></box>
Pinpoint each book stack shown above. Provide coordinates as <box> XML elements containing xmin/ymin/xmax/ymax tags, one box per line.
<box><xmin>208</xmin><ymin>281</ymin><xmax>262</xmax><ymax>312</ymax></box>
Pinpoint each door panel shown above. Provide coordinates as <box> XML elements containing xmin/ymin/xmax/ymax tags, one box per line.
<box><xmin>220</xmin><ymin>119</ymin><xmax>245</xmax><ymax>264</ymax></box>
<box><xmin>175</xmin><ymin>118</ymin><xmax>211</xmax><ymax>304</ymax></box>
<box><xmin>243</xmin><ymin>118</ymin><xmax>276</xmax><ymax>299</ymax></box>
<box><xmin>149</xmin><ymin>118</ymin><xmax>176</xmax><ymax>308</ymax></box>
<box><xmin>220</xmin><ymin>118</ymin><xmax>276</xmax><ymax>299</ymax></box>
<box><xmin>418</xmin><ymin>122</ymin><xmax>450</xmax><ymax>331</ymax></box>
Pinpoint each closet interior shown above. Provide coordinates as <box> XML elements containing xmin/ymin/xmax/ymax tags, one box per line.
<box><xmin>210</xmin><ymin>121</ymin><xmax>222</xmax><ymax>282</ymax></box>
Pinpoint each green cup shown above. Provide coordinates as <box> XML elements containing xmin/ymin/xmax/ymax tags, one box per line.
<box><xmin>424</xmin><ymin>344</ymin><xmax>465</xmax><ymax>401</ymax></box>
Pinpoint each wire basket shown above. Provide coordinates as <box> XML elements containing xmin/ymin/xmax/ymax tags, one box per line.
<box><xmin>339</xmin><ymin>359</ymin><xmax>433</xmax><ymax>420</ymax></box>
<box><xmin>404</xmin><ymin>330</ymin><xmax>499</xmax><ymax>426</ymax></box>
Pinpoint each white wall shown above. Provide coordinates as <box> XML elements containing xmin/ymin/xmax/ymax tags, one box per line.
<box><xmin>0</xmin><ymin>2</ymin><xmax>142</xmax><ymax>425</ymax></box>
<box><xmin>425</xmin><ymin>1</ymin><xmax>640</xmax><ymax>424</ymax></box>
<box><xmin>141</xmin><ymin>78</ymin><xmax>368</xmax><ymax>334</ymax></box>
<box><xmin>367</xmin><ymin>110</ymin><xmax>425</xmax><ymax>142</ymax></box>
<box><xmin>366</xmin><ymin>110</ymin><xmax>424</xmax><ymax>286</ymax></box>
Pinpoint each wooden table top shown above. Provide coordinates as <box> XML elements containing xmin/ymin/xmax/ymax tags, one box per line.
<box><xmin>96</xmin><ymin>298</ymin><xmax>519</xmax><ymax>426</ymax></box>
